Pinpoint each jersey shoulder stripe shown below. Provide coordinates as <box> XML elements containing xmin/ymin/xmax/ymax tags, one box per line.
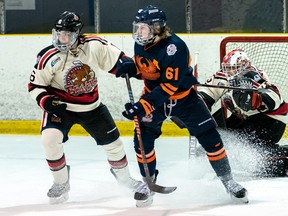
<box><xmin>80</xmin><ymin>35</ymin><xmax>109</xmax><ymax>45</ymax></box>
<box><xmin>36</xmin><ymin>45</ymin><xmax>59</xmax><ymax>70</ymax></box>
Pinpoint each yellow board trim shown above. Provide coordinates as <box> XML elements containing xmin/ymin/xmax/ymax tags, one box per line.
<box><xmin>0</xmin><ymin>120</ymin><xmax>189</xmax><ymax>136</ymax></box>
<box><xmin>0</xmin><ymin>120</ymin><xmax>287</xmax><ymax>138</ymax></box>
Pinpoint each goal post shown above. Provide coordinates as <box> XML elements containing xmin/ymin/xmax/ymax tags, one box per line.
<box><xmin>220</xmin><ymin>35</ymin><xmax>288</xmax><ymax>142</ymax></box>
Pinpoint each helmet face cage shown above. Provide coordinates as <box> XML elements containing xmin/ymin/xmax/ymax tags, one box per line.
<box><xmin>132</xmin><ymin>22</ymin><xmax>155</xmax><ymax>46</ymax></box>
<box><xmin>52</xmin><ymin>29</ymin><xmax>79</xmax><ymax>52</ymax></box>
<box><xmin>221</xmin><ymin>49</ymin><xmax>250</xmax><ymax>79</ymax></box>
<box><xmin>52</xmin><ymin>11</ymin><xmax>83</xmax><ymax>52</ymax></box>
<box><xmin>132</xmin><ymin>5</ymin><xmax>167</xmax><ymax>46</ymax></box>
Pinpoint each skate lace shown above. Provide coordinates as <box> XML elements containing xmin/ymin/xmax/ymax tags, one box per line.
<box><xmin>47</xmin><ymin>181</ymin><xmax>70</xmax><ymax>197</ymax></box>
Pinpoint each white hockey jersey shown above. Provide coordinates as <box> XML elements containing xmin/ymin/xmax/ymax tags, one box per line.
<box><xmin>198</xmin><ymin>67</ymin><xmax>287</xmax><ymax>124</ymax></box>
<box><xmin>28</xmin><ymin>35</ymin><xmax>122</xmax><ymax>112</ymax></box>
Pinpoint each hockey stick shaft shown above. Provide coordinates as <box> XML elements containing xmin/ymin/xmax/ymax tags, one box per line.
<box><xmin>196</xmin><ymin>83</ymin><xmax>259</xmax><ymax>92</ymax></box>
<box><xmin>125</xmin><ymin>75</ymin><xmax>177</xmax><ymax>194</ymax></box>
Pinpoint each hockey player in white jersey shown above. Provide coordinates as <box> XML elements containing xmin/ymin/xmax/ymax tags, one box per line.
<box><xmin>198</xmin><ymin>48</ymin><xmax>288</xmax><ymax>177</ymax></box>
<box><xmin>28</xmin><ymin>11</ymin><xmax>141</xmax><ymax>204</ymax></box>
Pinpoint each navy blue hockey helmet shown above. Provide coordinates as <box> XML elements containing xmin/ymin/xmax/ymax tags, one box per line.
<box><xmin>133</xmin><ymin>5</ymin><xmax>167</xmax><ymax>46</ymax></box>
<box><xmin>134</xmin><ymin>5</ymin><xmax>167</xmax><ymax>29</ymax></box>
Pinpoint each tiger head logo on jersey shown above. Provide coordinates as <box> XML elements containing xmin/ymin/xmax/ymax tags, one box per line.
<box><xmin>135</xmin><ymin>56</ymin><xmax>160</xmax><ymax>80</ymax></box>
<box><xmin>64</xmin><ymin>61</ymin><xmax>97</xmax><ymax>96</ymax></box>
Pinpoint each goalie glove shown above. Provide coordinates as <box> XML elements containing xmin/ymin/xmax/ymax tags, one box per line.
<box><xmin>39</xmin><ymin>95</ymin><xmax>67</xmax><ymax>117</ymax></box>
<box><xmin>232</xmin><ymin>90</ymin><xmax>262</xmax><ymax>112</ymax></box>
<box><xmin>122</xmin><ymin>99</ymin><xmax>154</xmax><ymax>120</ymax></box>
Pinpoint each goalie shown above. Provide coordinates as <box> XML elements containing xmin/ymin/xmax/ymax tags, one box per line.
<box><xmin>198</xmin><ymin>48</ymin><xmax>288</xmax><ymax>177</ymax></box>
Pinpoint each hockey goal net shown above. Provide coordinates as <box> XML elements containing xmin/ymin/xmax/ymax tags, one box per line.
<box><xmin>220</xmin><ymin>36</ymin><xmax>288</xmax><ymax>143</ymax></box>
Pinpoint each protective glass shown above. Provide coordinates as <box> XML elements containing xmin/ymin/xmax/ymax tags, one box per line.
<box><xmin>132</xmin><ymin>21</ymin><xmax>155</xmax><ymax>46</ymax></box>
<box><xmin>52</xmin><ymin>29</ymin><xmax>78</xmax><ymax>52</ymax></box>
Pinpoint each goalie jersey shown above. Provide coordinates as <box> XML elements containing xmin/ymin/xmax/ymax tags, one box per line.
<box><xmin>28</xmin><ymin>35</ymin><xmax>122</xmax><ymax>112</ymax></box>
<box><xmin>198</xmin><ymin>67</ymin><xmax>288</xmax><ymax>124</ymax></box>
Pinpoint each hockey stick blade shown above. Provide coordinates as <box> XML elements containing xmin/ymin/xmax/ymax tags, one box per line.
<box><xmin>148</xmin><ymin>181</ymin><xmax>177</xmax><ymax>194</ymax></box>
<box><xmin>125</xmin><ymin>75</ymin><xmax>177</xmax><ymax>194</ymax></box>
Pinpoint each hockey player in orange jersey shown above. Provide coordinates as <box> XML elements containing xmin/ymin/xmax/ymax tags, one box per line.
<box><xmin>116</xmin><ymin>5</ymin><xmax>249</xmax><ymax>207</ymax></box>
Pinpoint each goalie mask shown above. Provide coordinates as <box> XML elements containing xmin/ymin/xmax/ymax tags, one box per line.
<box><xmin>52</xmin><ymin>11</ymin><xmax>83</xmax><ymax>52</ymax></box>
<box><xmin>221</xmin><ymin>49</ymin><xmax>251</xmax><ymax>79</ymax></box>
<box><xmin>132</xmin><ymin>5</ymin><xmax>166</xmax><ymax>46</ymax></box>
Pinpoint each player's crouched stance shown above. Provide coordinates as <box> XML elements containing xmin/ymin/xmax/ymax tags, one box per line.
<box><xmin>28</xmin><ymin>11</ymin><xmax>142</xmax><ymax>204</ymax></box>
<box><xmin>117</xmin><ymin>5</ymin><xmax>248</xmax><ymax>206</ymax></box>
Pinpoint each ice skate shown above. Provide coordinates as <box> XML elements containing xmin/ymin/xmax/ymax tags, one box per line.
<box><xmin>47</xmin><ymin>165</ymin><xmax>70</xmax><ymax>204</ymax></box>
<box><xmin>110</xmin><ymin>166</ymin><xmax>142</xmax><ymax>190</ymax></box>
<box><xmin>134</xmin><ymin>170</ymin><xmax>158</xmax><ymax>207</ymax></box>
<box><xmin>220</xmin><ymin>174</ymin><xmax>248</xmax><ymax>203</ymax></box>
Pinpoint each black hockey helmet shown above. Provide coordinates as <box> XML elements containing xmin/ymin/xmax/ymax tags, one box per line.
<box><xmin>52</xmin><ymin>11</ymin><xmax>83</xmax><ymax>52</ymax></box>
<box><xmin>134</xmin><ymin>5</ymin><xmax>167</xmax><ymax>29</ymax></box>
<box><xmin>54</xmin><ymin>11</ymin><xmax>83</xmax><ymax>33</ymax></box>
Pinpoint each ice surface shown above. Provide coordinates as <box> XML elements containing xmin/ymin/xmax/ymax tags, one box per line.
<box><xmin>0</xmin><ymin>135</ymin><xmax>287</xmax><ymax>216</ymax></box>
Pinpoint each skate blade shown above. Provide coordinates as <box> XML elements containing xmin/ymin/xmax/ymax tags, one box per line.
<box><xmin>49</xmin><ymin>192</ymin><xmax>69</xmax><ymax>204</ymax></box>
<box><xmin>136</xmin><ymin>196</ymin><xmax>153</xmax><ymax>208</ymax></box>
<box><xmin>230</xmin><ymin>194</ymin><xmax>249</xmax><ymax>204</ymax></box>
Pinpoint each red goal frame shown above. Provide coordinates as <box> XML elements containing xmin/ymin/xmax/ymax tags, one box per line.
<box><xmin>220</xmin><ymin>36</ymin><xmax>288</xmax><ymax>63</ymax></box>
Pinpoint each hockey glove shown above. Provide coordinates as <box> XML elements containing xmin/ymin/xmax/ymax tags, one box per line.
<box><xmin>232</xmin><ymin>90</ymin><xmax>262</xmax><ymax>112</ymax></box>
<box><xmin>122</xmin><ymin>99</ymin><xmax>154</xmax><ymax>120</ymax></box>
<box><xmin>40</xmin><ymin>95</ymin><xmax>67</xmax><ymax>117</ymax></box>
<box><xmin>116</xmin><ymin>57</ymin><xmax>137</xmax><ymax>78</ymax></box>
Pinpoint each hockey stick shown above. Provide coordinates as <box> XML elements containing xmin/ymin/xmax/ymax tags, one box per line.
<box><xmin>196</xmin><ymin>83</ymin><xmax>260</xmax><ymax>92</ymax></box>
<box><xmin>125</xmin><ymin>75</ymin><xmax>177</xmax><ymax>194</ymax></box>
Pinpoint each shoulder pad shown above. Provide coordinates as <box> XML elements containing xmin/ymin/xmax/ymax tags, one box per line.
<box><xmin>37</xmin><ymin>45</ymin><xmax>57</xmax><ymax>57</ymax></box>
<box><xmin>35</xmin><ymin>45</ymin><xmax>59</xmax><ymax>70</ymax></box>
